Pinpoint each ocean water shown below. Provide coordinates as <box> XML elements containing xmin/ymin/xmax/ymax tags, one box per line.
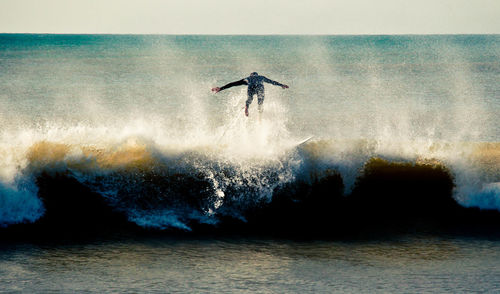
<box><xmin>2</xmin><ymin>235</ymin><xmax>500</xmax><ymax>293</ymax></box>
<box><xmin>0</xmin><ymin>34</ymin><xmax>499</xmax><ymax>292</ymax></box>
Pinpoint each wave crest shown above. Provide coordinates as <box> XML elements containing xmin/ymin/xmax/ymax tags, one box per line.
<box><xmin>2</xmin><ymin>138</ymin><xmax>499</xmax><ymax>234</ymax></box>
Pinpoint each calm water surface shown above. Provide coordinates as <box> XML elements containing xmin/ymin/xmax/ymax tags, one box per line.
<box><xmin>2</xmin><ymin>235</ymin><xmax>500</xmax><ymax>293</ymax></box>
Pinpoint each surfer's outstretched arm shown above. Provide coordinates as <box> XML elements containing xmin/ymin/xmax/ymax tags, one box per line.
<box><xmin>212</xmin><ymin>79</ymin><xmax>248</xmax><ymax>93</ymax></box>
<box><xmin>262</xmin><ymin>76</ymin><xmax>289</xmax><ymax>89</ymax></box>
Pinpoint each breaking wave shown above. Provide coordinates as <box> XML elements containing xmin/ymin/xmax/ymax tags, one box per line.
<box><xmin>1</xmin><ymin>129</ymin><xmax>498</xmax><ymax>233</ymax></box>
<box><xmin>1</xmin><ymin>35</ymin><xmax>499</xmax><ymax>235</ymax></box>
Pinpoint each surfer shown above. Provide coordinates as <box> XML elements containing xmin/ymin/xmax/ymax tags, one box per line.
<box><xmin>212</xmin><ymin>72</ymin><xmax>289</xmax><ymax>116</ymax></box>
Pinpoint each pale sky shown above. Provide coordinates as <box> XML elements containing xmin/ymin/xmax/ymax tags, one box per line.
<box><xmin>1</xmin><ymin>0</ymin><xmax>499</xmax><ymax>34</ymax></box>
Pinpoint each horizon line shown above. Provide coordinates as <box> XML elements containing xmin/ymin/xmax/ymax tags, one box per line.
<box><xmin>1</xmin><ymin>32</ymin><xmax>499</xmax><ymax>36</ymax></box>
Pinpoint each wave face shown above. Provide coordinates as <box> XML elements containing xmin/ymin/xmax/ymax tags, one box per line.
<box><xmin>1</xmin><ymin>135</ymin><xmax>499</xmax><ymax>232</ymax></box>
<box><xmin>0</xmin><ymin>35</ymin><xmax>499</xmax><ymax>233</ymax></box>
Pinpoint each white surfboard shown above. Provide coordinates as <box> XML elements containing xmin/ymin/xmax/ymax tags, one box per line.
<box><xmin>296</xmin><ymin>136</ymin><xmax>313</xmax><ymax>147</ymax></box>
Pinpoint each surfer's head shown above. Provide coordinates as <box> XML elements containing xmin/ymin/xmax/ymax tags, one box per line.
<box><xmin>250</xmin><ymin>72</ymin><xmax>258</xmax><ymax>76</ymax></box>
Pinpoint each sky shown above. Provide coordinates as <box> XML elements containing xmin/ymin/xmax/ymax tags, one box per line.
<box><xmin>1</xmin><ymin>0</ymin><xmax>499</xmax><ymax>34</ymax></box>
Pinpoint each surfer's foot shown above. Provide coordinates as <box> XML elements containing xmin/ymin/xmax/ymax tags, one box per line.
<box><xmin>245</xmin><ymin>106</ymin><xmax>249</xmax><ymax>117</ymax></box>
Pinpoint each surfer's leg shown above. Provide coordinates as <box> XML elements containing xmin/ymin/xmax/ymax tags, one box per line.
<box><xmin>246</xmin><ymin>89</ymin><xmax>255</xmax><ymax>107</ymax></box>
<box><xmin>245</xmin><ymin>90</ymin><xmax>254</xmax><ymax>116</ymax></box>
<box><xmin>257</xmin><ymin>91</ymin><xmax>265</xmax><ymax>113</ymax></box>
<box><xmin>245</xmin><ymin>90</ymin><xmax>256</xmax><ymax>116</ymax></box>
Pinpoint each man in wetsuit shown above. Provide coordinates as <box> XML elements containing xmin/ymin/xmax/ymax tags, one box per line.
<box><xmin>211</xmin><ymin>72</ymin><xmax>289</xmax><ymax>116</ymax></box>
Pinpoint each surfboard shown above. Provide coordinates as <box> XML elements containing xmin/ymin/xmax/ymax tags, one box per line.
<box><xmin>296</xmin><ymin>136</ymin><xmax>313</xmax><ymax>147</ymax></box>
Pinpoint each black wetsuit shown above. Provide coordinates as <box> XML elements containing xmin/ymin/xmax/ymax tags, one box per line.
<box><xmin>219</xmin><ymin>74</ymin><xmax>285</xmax><ymax>111</ymax></box>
